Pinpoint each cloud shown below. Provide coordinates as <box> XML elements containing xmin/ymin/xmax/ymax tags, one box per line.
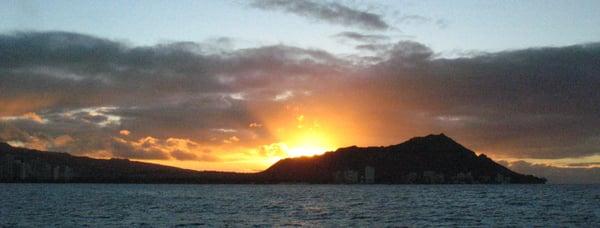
<box><xmin>53</xmin><ymin>134</ymin><xmax>74</xmax><ymax>147</ymax></box>
<box><xmin>435</xmin><ymin>19</ymin><xmax>449</xmax><ymax>29</ymax></box>
<box><xmin>389</xmin><ymin>11</ymin><xmax>448</xmax><ymax>29</ymax></box>
<box><xmin>367</xmin><ymin>42</ymin><xmax>600</xmax><ymax>159</ymax></box>
<box><xmin>223</xmin><ymin>136</ymin><xmax>240</xmax><ymax>144</ymax></box>
<box><xmin>249</xmin><ymin>122</ymin><xmax>263</xmax><ymax>128</ymax></box>
<box><xmin>333</xmin><ymin>31</ymin><xmax>389</xmax><ymax>43</ymax></box>
<box><xmin>354</xmin><ymin>44</ymin><xmax>392</xmax><ymax>53</ymax></box>
<box><xmin>111</xmin><ymin>136</ymin><xmax>219</xmax><ymax>161</ymax></box>
<box><xmin>0</xmin><ymin>112</ymin><xmax>46</xmax><ymax>123</ymax></box>
<box><xmin>250</xmin><ymin>0</ymin><xmax>389</xmax><ymax>30</ymax></box>
<box><xmin>500</xmin><ymin>160</ymin><xmax>600</xmax><ymax>184</ymax></box>
<box><xmin>72</xmin><ymin>112</ymin><xmax>109</xmax><ymax>124</ymax></box>
<box><xmin>565</xmin><ymin>162</ymin><xmax>600</xmax><ymax>167</ymax></box>
<box><xmin>170</xmin><ymin>150</ymin><xmax>198</xmax><ymax>161</ymax></box>
<box><xmin>111</xmin><ymin>137</ymin><xmax>170</xmax><ymax>160</ymax></box>
<box><xmin>396</xmin><ymin>14</ymin><xmax>431</xmax><ymax>24</ymax></box>
<box><xmin>0</xmin><ymin>31</ymin><xmax>599</xmax><ymax>169</ymax></box>
<box><xmin>0</xmin><ymin>31</ymin><xmax>344</xmax><ymax>152</ymax></box>
<box><xmin>258</xmin><ymin>142</ymin><xmax>288</xmax><ymax>157</ymax></box>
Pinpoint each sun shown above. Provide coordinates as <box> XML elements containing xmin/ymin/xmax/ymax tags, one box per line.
<box><xmin>261</xmin><ymin>112</ymin><xmax>341</xmax><ymax>158</ymax></box>
<box><xmin>283</xmin><ymin>129</ymin><xmax>336</xmax><ymax>157</ymax></box>
<box><xmin>286</xmin><ymin>145</ymin><xmax>329</xmax><ymax>157</ymax></box>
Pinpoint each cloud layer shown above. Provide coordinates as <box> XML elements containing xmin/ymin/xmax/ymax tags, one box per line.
<box><xmin>499</xmin><ymin>160</ymin><xmax>600</xmax><ymax>184</ymax></box>
<box><xmin>250</xmin><ymin>0</ymin><xmax>389</xmax><ymax>30</ymax></box>
<box><xmin>333</xmin><ymin>31</ymin><xmax>389</xmax><ymax>43</ymax></box>
<box><xmin>1</xmin><ymin>32</ymin><xmax>599</xmax><ymax>171</ymax></box>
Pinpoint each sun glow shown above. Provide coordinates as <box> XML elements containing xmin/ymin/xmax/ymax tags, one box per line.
<box><xmin>282</xmin><ymin>128</ymin><xmax>337</xmax><ymax>157</ymax></box>
<box><xmin>286</xmin><ymin>145</ymin><xmax>329</xmax><ymax>157</ymax></box>
<box><xmin>251</xmin><ymin>107</ymin><xmax>356</xmax><ymax>164</ymax></box>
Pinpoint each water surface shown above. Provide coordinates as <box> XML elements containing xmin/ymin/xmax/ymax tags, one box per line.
<box><xmin>1</xmin><ymin>184</ymin><xmax>598</xmax><ymax>226</ymax></box>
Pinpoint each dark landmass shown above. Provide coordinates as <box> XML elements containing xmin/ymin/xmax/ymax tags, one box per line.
<box><xmin>0</xmin><ymin>142</ymin><xmax>251</xmax><ymax>183</ymax></box>
<box><xmin>0</xmin><ymin>134</ymin><xmax>546</xmax><ymax>184</ymax></box>
<box><xmin>260</xmin><ymin>134</ymin><xmax>546</xmax><ymax>184</ymax></box>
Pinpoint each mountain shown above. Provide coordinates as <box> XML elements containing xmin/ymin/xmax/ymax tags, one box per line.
<box><xmin>0</xmin><ymin>142</ymin><xmax>251</xmax><ymax>183</ymax></box>
<box><xmin>0</xmin><ymin>134</ymin><xmax>546</xmax><ymax>184</ymax></box>
<box><xmin>258</xmin><ymin>134</ymin><xmax>546</xmax><ymax>184</ymax></box>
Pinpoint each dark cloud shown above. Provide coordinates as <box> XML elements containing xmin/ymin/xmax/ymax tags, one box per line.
<box><xmin>0</xmin><ymin>31</ymin><xmax>599</xmax><ymax>172</ymax></box>
<box><xmin>333</xmin><ymin>31</ymin><xmax>389</xmax><ymax>43</ymax></box>
<box><xmin>107</xmin><ymin>96</ymin><xmax>267</xmax><ymax>144</ymax></box>
<box><xmin>72</xmin><ymin>112</ymin><xmax>109</xmax><ymax>124</ymax></box>
<box><xmin>0</xmin><ymin>31</ymin><xmax>345</xmax><ymax>160</ymax></box>
<box><xmin>355</xmin><ymin>44</ymin><xmax>389</xmax><ymax>51</ymax></box>
<box><xmin>384</xmin><ymin>41</ymin><xmax>434</xmax><ymax>63</ymax></box>
<box><xmin>353</xmin><ymin>44</ymin><xmax>394</xmax><ymax>56</ymax></box>
<box><xmin>366</xmin><ymin>42</ymin><xmax>600</xmax><ymax>159</ymax></box>
<box><xmin>250</xmin><ymin>0</ymin><xmax>389</xmax><ymax>30</ymax></box>
<box><xmin>0</xmin><ymin>31</ymin><xmax>344</xmax><ymax>114</ymax></box>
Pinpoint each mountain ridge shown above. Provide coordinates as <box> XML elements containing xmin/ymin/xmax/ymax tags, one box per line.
<box><xmin>259</xmin><ymin>134</ymin><xmax>546</xmax><ymax>184</ymax></box>
<box><xmin>0</xmin><ymin>134</ymin><xmax>546</xmax><ymax>184</ymax></box>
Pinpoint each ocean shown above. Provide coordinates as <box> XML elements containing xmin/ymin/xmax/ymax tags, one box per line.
<box><xmin>1</xmin><ymin>184</ymin><xmax>598</xmax><ymax>227</ymax></box>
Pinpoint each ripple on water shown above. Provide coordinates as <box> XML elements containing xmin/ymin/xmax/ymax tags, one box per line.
<box><xmin>0</xmin><ymin>184</ymin><xmax>599</xmax><ymax>226</ymax></box>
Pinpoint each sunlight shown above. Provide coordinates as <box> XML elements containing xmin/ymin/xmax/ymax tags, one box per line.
<box><xmin>283</xmin><ymin>129</ymin><xmax>336</xmax><ymax>157</ymax></box>
<box><xmin>286</xmin><ymin>145</ymin><xmax>329</xmax><ymax>157</ymax></box>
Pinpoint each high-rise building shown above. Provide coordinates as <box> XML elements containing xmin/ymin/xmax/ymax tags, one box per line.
<box><xmin>364</xmin><ymin>166</ymin><xmax>375</xmax><ymax>184</ymax></box>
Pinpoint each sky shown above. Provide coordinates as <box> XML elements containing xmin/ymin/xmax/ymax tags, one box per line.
<box><xmin>1</xmin><ymin>0</ymin><xmax>599</xmax><ymax>183</ymax></box>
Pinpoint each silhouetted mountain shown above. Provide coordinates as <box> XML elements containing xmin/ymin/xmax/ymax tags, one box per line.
<box><xmin>0</xmin><ymin>134</ymin><xmax>546</xmax><ymax>184</ymax></box>
<box><xmin>259</xmin><ymin>134</ymin><xmax>546</xmax><ymax>184</ymax></box>
<box><xmin>0</xmin><ymin>142</ymin><xmax>251</xmax><ymax>183</ymax></box>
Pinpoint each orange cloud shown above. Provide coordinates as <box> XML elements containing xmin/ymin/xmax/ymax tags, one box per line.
<box><xmin>53</xmin><ymin>135</ymin><xmax>74</xmax><ymax>147</ymax></box>
<box><xmin>111</xmin><ymin>136</ymin><xmax>220</xmax><ymax>162</ymax></box>
<box><xmin>223</xmin><ymin>136</ymin><xmax>240</xmax><ymax>144</ymax></box>
<box><xmin>0</xmin><ymin>96</ymin><xmax>57</xmax><ymax>117</ymax></box>
<box><xmin>0</xmin><ymin>112</ymin><xmax>46</xmax><ymax>123</ymax></box>
<box><xmin>249</xmin><ymin>122</ymin><xmax>262</xmax><ymax>128</ymax></box>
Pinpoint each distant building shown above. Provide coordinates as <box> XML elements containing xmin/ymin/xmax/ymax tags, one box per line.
<box><xmin>17</xmin><ymin>160</ymin><xmax>28</xmax><ymax>180</ymax></box>
<box><xmin>333</xmin><ymin>169</ymin><xmax>361</xmax><ymax>184</ymax></box>
<box><xmin>454</xmin><ymin>172</ymin><xmax>474</xmax><ymax>184</ymax></box>
<box><xmin>344</xmin><ymin>170</ymin><xmax>359</xmax><ymax>183</ymax></box>
<box><xmin>0</xmin><ymin>153</ymin><xmax>77</xmax><ymax>182</ymax></box>
<box><xmin>423</xmin><ymin>171</ymin><xmax>445</xmax><ymax>184</ymax></box>
<box><xmin>404</xmin><ymin>172</ymin><xmax>418</xmax><ymax>184</ymax></box>
<box><xmin>53</xmin><ymin>166</ymin><xmax>61</xmax><ymax>181</ymax></box>
<box><xmin>64</xmin><ymin>166</ymin><xmax>74</xmax><ymax>181</ymax></box>
<box><xmin>364</xmin><ymin>166</ymin><xmax>375</xmax><ymax>184</ymax></box>
<box><xmin>480</xmin><ymin>175</ymin><xmax>491</xmax><ymax>183</ymax></box>
<box><xmin>0</xmin><ymin>154</ymin><xmax>15</xmax><ymax>180</ymax></box>
<box><xmin>423</xmin><ymin>171</ymin><xmax>435</xmax><ymax>184</ymax></box>
<box><xmin>495</xmin><ymin>174</ymin><xmax>511</xmax><ymax>184</ymax></box>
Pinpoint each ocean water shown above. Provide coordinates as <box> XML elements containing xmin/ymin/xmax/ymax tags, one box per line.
<box><xmin>0</xmin><ymin>184</ymin><xmax>598</xmax><ymax>227</ymax></box>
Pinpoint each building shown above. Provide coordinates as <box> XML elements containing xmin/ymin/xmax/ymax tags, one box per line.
<box><xmin>495</xmin><ymin>174</ymin><xmax>511</xmax><ymax>184</ymax></box>
<box><xmin>0</xmin><ymin>154</ymin><xmax>15</xmax><ymax>180</ymax></box>
<box><xmin>0</xmin><ymin>153</ymin><xmax>76</xmax><ymax>182</ymax></box>
<box><xmin>423</xmin><ymin>171</ymin><xmax>445</xmax><ymax>184</ymax></box>
<box><xmin>364</xmin><ymin>166</ymin><xmax>375</xmax><ymax>184</ymax></box>
<box><xmin>344</xmin><ymin>170</ymin><xmax>359</xmax><ymax>183</ymax></box>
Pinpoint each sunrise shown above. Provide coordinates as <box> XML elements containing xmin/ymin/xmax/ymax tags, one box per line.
<box><xmin>1</xmin><ymin>0</ymin><xmax>599</xmax><ymax>226</ymax></box>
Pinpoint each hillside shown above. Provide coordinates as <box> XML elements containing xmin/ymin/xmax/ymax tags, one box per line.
<box><xmin>0</xmin><ymin>134</ymin><xmax>546</xmax><ymax>184</ymax></box>
<box><xmin>258</xmin><ymin>134</ymin><xmax>546</xmax><ymax>184</ymax></box>
<box><xmin>0</xmin><ymin>142</ymin><xmax>251</xmax><ymax>183</ymax></box>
